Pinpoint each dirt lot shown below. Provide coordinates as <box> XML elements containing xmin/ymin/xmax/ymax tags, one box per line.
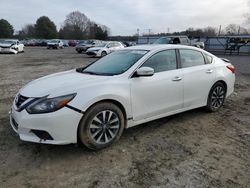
<box><xmin>0</xmin><ymin>47</ymin><xmax>249</xmax><ymax>188</ymax></box>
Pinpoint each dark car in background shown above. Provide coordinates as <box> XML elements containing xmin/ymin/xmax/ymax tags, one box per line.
<box><xmin>75</xmin><ymin>39</ymin><xmax>102</xmax><ymax>53</ymax></box>
<box><xmin>68</xmin><ymin>40</ymin><xmax>78</xmax><ymax>47</ymax></box>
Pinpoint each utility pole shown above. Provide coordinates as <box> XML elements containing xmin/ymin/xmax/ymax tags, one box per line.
<box><xmin>238</xmin><ymin>26</ymin><xmax>241</xmax><ymax>35</ymax></box>
<box><xmin>218</xmin><ymin>25</ymin><xmax>221</xmax><ymax>36</ymax></box>
<box><xmin>148</xmin><ymin>29</ymin><xmax>152</xmax><ymax>36</ymax></box>
<box><xmin>146</xmin><ymin>29</ymin><xmax>152</xmax><ymax>44</ymax></box>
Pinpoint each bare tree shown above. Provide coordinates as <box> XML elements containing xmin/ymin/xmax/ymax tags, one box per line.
<box><xmin>60</xmin><ymin>11</ymin><xmax>110</xmax><ymax>39</ymax></box>
<box><xmin>225</xmin><ymin>24</ymin><xmax>239</xmax><ymax>35</ymax></box>
<box><xmin>203</xmin><ymin>27</ymin><xmax>217</xmax><ymax>37</ymax></box>
<box><xmin>19</xmin><ymin>24</ymin><xmax>36</xmax><ymax>38</ymax></box>
<box><xmin>65</xmin><ymin>11</ymin><xmax>90</xmax><ymax>31</ymax></box>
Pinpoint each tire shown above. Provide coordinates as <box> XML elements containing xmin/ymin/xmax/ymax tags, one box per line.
<box><xmin>206</xmin><ymin>82</ymin><xmax>226</xmax><ymax>112</ymax></box>
<box><xmin>101</xmin><ymin>51</ymin><xmax>107</xmax><ymax>57</ymax></box>
<box><xmin>78</xmin><ymin>102</ymin><xmax>125</xmax><ymax>150</ymax></box>
<box><xmin>77</xmin><ymin>50</ymin><xmax>82</xmax><ymax>54</ymax></box>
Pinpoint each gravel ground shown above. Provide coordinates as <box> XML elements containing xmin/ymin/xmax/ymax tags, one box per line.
<box><xmin>0</xmin><ymin>47</ymin><xmax>249</xmax><ymax>188</ymax></box>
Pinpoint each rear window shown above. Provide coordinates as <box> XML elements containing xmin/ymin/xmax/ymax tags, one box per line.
<box><xmin>179</xmin><ymin>49</ymin><xmax>206</xmax><ymax>68</ymax></box>
<box><xmin>204</xmin><ymin>54</ymin><xmax>213</xmax><ymax>64</ymax></box>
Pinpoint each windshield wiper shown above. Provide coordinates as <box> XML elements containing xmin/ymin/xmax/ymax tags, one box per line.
<box><xmin>81</xmin><ymin>71</ymin><xmax>100</xmax><ymax>75</ymax></box>
<box><xmin>76</xmin><ymin>68</ymin><xmax>115</xmax><ymax>76</ymax></box>
<box><xmin>76</xmin><ymin>68</ymin><xmax>97</xmax><ymax>75</ymax></box>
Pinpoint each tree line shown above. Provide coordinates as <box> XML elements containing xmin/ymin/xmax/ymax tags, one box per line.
<box><xmin>1</xmin><ymin>10</ymin><xmax>250</xmax><ymax>40</ymax></box>
<box><xmin>0</xmin><ymin>11</ymin><xmax>109</xmax><ymax>40</ymax></box>
<box><xmin>142</xmin><ymin>25</ymin><xmax>250</xmax><ymax>39</ymax></box>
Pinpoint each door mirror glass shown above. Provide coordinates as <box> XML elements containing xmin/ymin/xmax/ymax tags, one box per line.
<box><xmin>136</xmin><ymin>67</ymin><xmax>154</xmax><ymax>77</ymax></box>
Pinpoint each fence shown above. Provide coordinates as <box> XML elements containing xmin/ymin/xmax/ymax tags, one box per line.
<box><xmin>137</xmin><ymin>36</ymin><xmax>250</xmax><ymax>55</ymax></box>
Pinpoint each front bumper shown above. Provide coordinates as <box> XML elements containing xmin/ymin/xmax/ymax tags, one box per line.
<box><xmin>76</xmin><ymin>47</ymin><xmax>88</xmax><ymax>52</ymax></box>
<box><xmin>47</xmin><ymin>44</ymin><xmax>59</xmax><ymax>48</ymax></box>
<box><xmin>10</xmin><ymin>104</ymin><xmax>83</xmax><ymax>145</ymax></box>
<box><xmin>86</xmin><ymin>51</ymin><xmax>101</xmax><ymax>57</ymax></box>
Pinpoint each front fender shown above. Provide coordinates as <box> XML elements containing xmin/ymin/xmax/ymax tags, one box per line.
<box><xmin>68</xmin><ymin>82</ymin><xmax>132</xmax><ymax>120</ymax></box>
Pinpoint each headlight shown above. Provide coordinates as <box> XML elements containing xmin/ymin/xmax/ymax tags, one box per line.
<box><xmin>26</xmin><ymin>93</ymin><xmax>76</xmax><ymax>114</ymax></box>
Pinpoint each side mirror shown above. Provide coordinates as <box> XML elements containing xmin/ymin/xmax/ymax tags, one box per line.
<box><xmin>135</xmin><ymin>67</ymin><xmax>154</xmax><ymax>77</ymax></box>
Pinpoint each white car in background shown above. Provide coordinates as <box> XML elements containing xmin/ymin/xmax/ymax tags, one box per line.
<box><xmin>86</xmin><ymin>41</ymin><xmax>124</xmax><ymax>57</ymax></box>
<box><xmin>0</xmin><ymin>39</ymin><xmax>24</xmax><ymax>54</ymax></box>
<box><xmin>47</xmin><ymin>39</ymin><xmax>64</xmax><ymax>49</ymax></box>
<box><xmin>10</xmin><ymin>45</ymin><xmax>235</xmax><ymax>150</ymax></box>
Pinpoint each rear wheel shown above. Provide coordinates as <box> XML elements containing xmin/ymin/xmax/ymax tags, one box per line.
<box><xmin>206</xmin><ymin>82</ymin><xmax>226</xmax><ymax>112</ymax></box>
<box><xmin>78</xmin><ymin>102</ymin><xmax>125</xmax><ymax>150</ymax></box>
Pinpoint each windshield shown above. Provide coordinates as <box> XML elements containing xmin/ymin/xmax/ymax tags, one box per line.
<box><xmin>96</xmin><ymin>43</ymin><xmax>107</xmax><ymax>47</ymax></box>
<box><xmin>78</xmin><ymin>50</ymin><xmax>148</xmax><ymax>75</ymax></box>
<box><xmin>154</xmin><ymin>37</ymin><xmax>171</xmax><ymax>44</ymax></box>
<box><xmin>79</xmin><ymin>40</ymin><xmax>91</xmax><ymax>45</ymax></box>
<box><xmin>49</xmin><ymin>40</ymin><xmax>59</xmax><ymax>43</ymax></box>
<box><xmin>3</xmin><ymin>40</ymin><xmax>16</xmax><ymax>44</ymax></box>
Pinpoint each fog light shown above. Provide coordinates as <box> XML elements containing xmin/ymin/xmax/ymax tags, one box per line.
<box><xmin>31</xmin><ymin>130</ymin><xmax>53</xmax><ymax>140</ymax></box>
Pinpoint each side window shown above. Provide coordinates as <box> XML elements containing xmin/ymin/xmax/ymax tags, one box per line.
<box><xmin>179</xmin><ymin>50</ymin><xmax>205</xmax><ymax>68</ymax></box>
<box><xmin>142</xmin><ymin>50</ymin><xmax>177</xmax><ymax>73</ymax></box>
<box><xmin>204</xmin><ymin>54</ymin><xmax>213</xmax><ymax>64</ymax></box>
<box><xmin>107</xmin><ymin>43</ymin><xmax>113</xmax><ymax>48</ymax></box>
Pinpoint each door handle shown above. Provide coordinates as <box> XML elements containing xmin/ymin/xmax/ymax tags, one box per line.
<box><xmin>206</xmin><ymin>69</ymin><xmax>213</xmax><ymax>74</ymax></box>
<box><xmin>172</xmin><ymin>76</ymin><xmax>182</xmax><ymax>81</ymax></box>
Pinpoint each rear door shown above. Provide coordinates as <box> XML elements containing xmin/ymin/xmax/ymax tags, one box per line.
<box><xmin>179</xmin><ymin>49</ymin><xmax>215</xmax><ymax>108</ymax></box>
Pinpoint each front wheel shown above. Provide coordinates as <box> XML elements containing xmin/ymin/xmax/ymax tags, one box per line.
<box><xmin>101</xmin><ymin>51</ymin><xmax>107</xmax><ymax>57</ymax></box>
<box><xmin>78</xmin><ymin>102</ymin><xmax>125</xmax><ymax>150</ymax></box>
<box><xmin>206</xmin><ymin>82</ymin><xmax>226</xmax><ymax>112</ymax></box>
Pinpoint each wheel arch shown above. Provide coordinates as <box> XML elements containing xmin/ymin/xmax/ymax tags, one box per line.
<box><xmin>76</xmin><ymin>98</ymin><xmax>128</xmax><ymax>145</ymax></box>
<box><xmin>207</xmin><ymin>80</ymin><xmax>228</xmax><ymax>103</ymax></box>
<box><xmin>212</xmin><ymin>80</ymin><xmax>228</xmax><ymax>93</ymax></box>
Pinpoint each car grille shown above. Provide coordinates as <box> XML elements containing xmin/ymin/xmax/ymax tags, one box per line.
<box><xmin>15</xmin><ymin>94</ymin><xmax>29</xmax><ymax>108</ymax></box>
<box><xmin>86</xmin><ymin>51</ymin><xmax>96</xmax><ymax>55</ymax></box>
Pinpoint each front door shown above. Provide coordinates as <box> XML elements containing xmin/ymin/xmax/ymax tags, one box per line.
<box><xmin>130</xmin><ymin>50</ymin><xmax>183</xmax><ymax>122</ymax></box>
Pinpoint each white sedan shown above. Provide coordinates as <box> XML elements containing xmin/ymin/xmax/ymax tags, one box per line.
<box><xmin>86</xmin><ymin>41</ymin><xmax>124</xmax><ymax>57</ymax></box>
<box><xmin>10</xmin><ymin>45</ymin><xmax>235</xmax><ymax>150</ymax></box>
<box><xmin>0</xmin><ymin>39</ymin><xmax>24</xmax><ymax>54</ymax></box>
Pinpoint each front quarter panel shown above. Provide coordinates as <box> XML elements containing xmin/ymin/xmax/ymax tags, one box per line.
<box><xmin>68</xmin><ymin>79</ymin><xmax>132</xmax><ymax>121</ymax></box>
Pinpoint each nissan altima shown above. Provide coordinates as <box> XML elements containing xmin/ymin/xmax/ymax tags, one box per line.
<box><xmin>10</xmin><ymin>45</ymin><xmax>235</xmax><ymax>150</ymax></box>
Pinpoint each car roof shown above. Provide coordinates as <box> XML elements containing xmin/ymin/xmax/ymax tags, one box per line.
<box><xmin>125</xmin><ymin>44</ymin><xmax>202</xmax><ymax>51</ymax></box>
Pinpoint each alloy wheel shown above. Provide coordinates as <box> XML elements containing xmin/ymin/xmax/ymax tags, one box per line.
<box><xmin>89</xmin><ymin>110</ymin><xmax>120</xmax><ymax>144</ymax></box>
<box><xmin>211</xmin><ymin>86</ymin><xmax>225</xmax><ymax>109</ymax></box>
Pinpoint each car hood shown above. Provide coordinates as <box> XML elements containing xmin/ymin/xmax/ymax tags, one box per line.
<box><xmin>87</xmin><ymin>47</ymin><xmax>103</xmax><ymax>51</ymax></box>
<box><xmin>0</xmin><ymin>43</ymin><xmax>14</xmax><ymax>48</ymax></box>
<box><xmin>77</xmin><ymin>44</ymin><xmax>92</xmax><ymax>47</ymax></box>
<box><xmin>47</xmin><ymin>42</ymin><xmax>58</xmax><ymax>45</ymax></box>
<box><xmin>19</xmin><ymin>70</ymin><xmax>111</xmax><ymax>97</ymax></box>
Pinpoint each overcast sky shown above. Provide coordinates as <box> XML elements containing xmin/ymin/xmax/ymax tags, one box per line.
<box><xmin>0</xmin><ymin>0</ymin><xmax>249</xmax><ymax>35</ymax></box>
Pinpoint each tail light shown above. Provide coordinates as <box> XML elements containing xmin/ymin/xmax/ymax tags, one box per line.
<box><xmin>226</xmin><ymin>64</ymin><xmax>235</xmax><ymax>73</ymax></box>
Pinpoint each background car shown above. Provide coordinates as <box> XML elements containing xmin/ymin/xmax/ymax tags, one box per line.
<box><xmin>10</xmin><ymin>45</ymin><xmax>235</xmax><ymax>150</ymax></box>
<box><xmin>47</xmin><ymin>39</ymin><xmax>64</xmax><ymax>49</ymax></box>
<box><xmin>62</xmin><ymin>40</ymin><xmax>69</xmax><ymax>47</ymax></box>
<box><xmin>154</xmin><ymin>35</ymin><xmax>205</xmax><ymax>49</ymax></box>
<box><xmin>75</xmin><ymin>39</ymin><xmax>102</xmax><ymax>53</ymax></box>
<box><xmin>68</xmin><ymin>40</ymin><xmax>78</xmax><ymax>47</ymax></box>
<box><xmin>0</xmin><ymin>39</ymin><xmax>24</xmax><ymax>54</ymax></box>
<box><xmin>86</xmin><ymin>41</ymin><xmax>124</xmax><ymax>57</ymax></box>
